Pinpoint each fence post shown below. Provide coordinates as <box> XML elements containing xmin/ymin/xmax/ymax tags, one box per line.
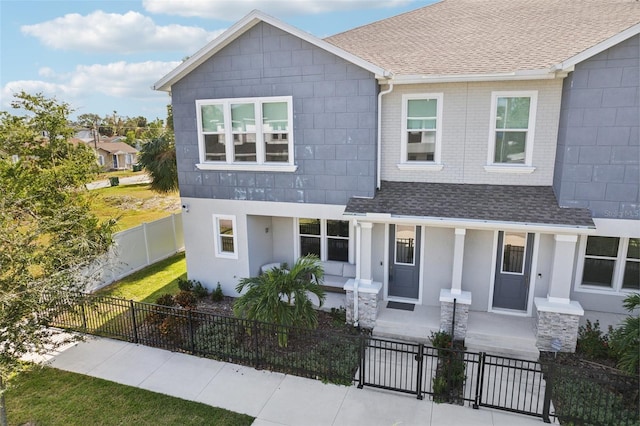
<box><xmin>129</xmin><ymin>300</ymin><xmax>139</xmax><ymax>344</ymax></box>
<box><xmin>357</xmin><ymin>335</ymin><xmax>366</xmax><ymax>389</ymax></box>
<box><xmin>416</xmin><ymin>343</ymin><xmax>424</xmax><ymax>400</ymax></box>
<box><xmin>473</xmin><ymin>352</ymin><xmax>485</xmax><ymax>409</ymax></box>
<box><xmin>542</xmin><ymin>363</ymin><xmax>554</xmax><ymax>423</ymax></box>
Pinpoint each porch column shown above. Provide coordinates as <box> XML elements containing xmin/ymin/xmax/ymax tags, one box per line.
<box><xmin>357</xmin><ymin>222</ymin><xmax>373</xmax><ymax>284</ymax></box>
<box><xmin>451</xmin><ymin>228</ymin><xmax>466</xmax><ymax>295</ymax></box>
<box><xmin>345</xmin><ymin>221</ymin><xmax>381</xmax><ymax>328</ymax></box>
<box><xmin>534</xmin><ymin>234</ymin><xmax>584</xmax><ymax>353</ymax></box>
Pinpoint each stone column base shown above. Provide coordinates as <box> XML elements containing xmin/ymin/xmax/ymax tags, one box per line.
<box><xmin>344</xmin><ymin>279</ymin><xmax>382</xmax><ymax>329</ymax></box>
<box><xmin>439</xmin><ymin>289</ymin><xmax>472</xmax><ymax>341</ymax></box>
<box><xmin>534</xmin><ymin>297</ymin><xmax>584</xmax><ymax>353</ymax></box>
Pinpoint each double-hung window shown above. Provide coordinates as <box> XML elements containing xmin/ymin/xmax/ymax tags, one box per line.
<box><xmin>578</xmin><ymin>236</ymin><xmax>639</xmax><ymax>292</ymax></box>
<box><xmin>197</xmin><ymin>96</ymin><xmax>295</xmax><ymax>171</ymax></box>
<box><xmin>298</xmin><ymin>218</ymin><xmax>350</xmax><ymax>262</ymax></box>
<box><xmin>486</xmin><ymin>91</ymin><xmax>537</xmax><ymax>172</ymax></box>
<box><xmin>399</xmin><ymin>93</ymin><xmax>443</xmax><ymax>170</ymax></box>
<box><xmin>213</xmin><ymin>215</ymin><xmax>238</xmax><ymax>259</ymax></box>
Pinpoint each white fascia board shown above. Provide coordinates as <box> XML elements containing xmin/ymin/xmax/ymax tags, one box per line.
<box><xmin>384</xmin><ymin>68</ymin><xmax>560</xmax><ymax>85</ymax></box>
<box><xmin>153</xmin><ymin>10</ymin><xmax>390</xmax><ymax>92</ymax></box>
<box><xmin>552</xmin><ymin>23</ymin><xmax>640</xmax><ymax>72</ymax></box>
<box><xmin>342</xmin><ymin>212</ymin><xmax>595</xmax><ymax>234</ymax></box>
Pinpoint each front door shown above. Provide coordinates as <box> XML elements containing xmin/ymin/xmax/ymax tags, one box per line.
<box><xmin>492</xmin><ymin>231</ymin><xmax>534</xmax><ymax>311</ymax></box>
<box><xmin>388</xmin><ymin>224</ymin><xmax>421</xmax><ymax>300</ymax></box>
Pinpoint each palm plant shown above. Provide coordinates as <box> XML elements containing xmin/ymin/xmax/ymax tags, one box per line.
<box><xmin>233</xmin><ymin>255</ymin><xmax>326</xmax><ymax>347</ymax></box>
<box><xmin>609</xmin><ymin>293</ymin><xmax>639</xmax><ymax>375</ymax></box>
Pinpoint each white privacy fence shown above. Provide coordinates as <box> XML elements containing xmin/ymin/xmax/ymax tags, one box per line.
<box><xmin>85</xmin><ymin>213</ymin><xmax>184</xmax><ymax>292</ymax></box>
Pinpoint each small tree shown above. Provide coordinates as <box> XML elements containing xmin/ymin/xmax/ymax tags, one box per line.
<box><xmin>137</xmin><ymin>133</ymin><xmax>178</xmax><ymax>193</ymax></box>
<box><xmin>0</xmin><ymin>92</ymin><xmax>114</xmax><ymax>426</ymax></box>
<box><xmin>233</xmin><ymin>255</ymin><xmax>326</xmax><ymax>347</ymax></box>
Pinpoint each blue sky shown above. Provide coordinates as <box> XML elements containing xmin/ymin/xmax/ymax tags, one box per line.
<box><xmin>1</xmin><ymin>0</ymin><xmax>433</xmax><ymax>122</ymax></box>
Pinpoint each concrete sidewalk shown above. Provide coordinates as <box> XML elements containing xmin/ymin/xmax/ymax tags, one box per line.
<box><xmin>44</xmin><ymin>336</ymin><xmax>543</xmax><ymax>426</ymax></box>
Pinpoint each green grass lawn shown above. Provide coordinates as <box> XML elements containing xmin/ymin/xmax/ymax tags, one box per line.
<box><xmin>6</xmin><ymin>367</ymin><xmax>254</xmax><ymax>426</ymax></box>
<box><xmin>89</xmin><ymin>183</ymin><xmax>180</xmax><ymax>231</ymax></box>
<box><xmin>96</xmin><ymin>252</ymin><xmax>186</xmax><ymax>303</ymax></box>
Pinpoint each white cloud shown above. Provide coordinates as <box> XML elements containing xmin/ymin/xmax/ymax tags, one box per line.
<box><xmin>2</xmin><ymin>61</ymin><xmax>180</xmax><ymax>113</ymax></box>
<box><xmin>142</xmin><ymin>0</ymin><xmax>412</xmax><ymax>20</ymax></box>
<box><xmin>21</xmin><ymin>10</ymin><xmax>224</xmax><ymax>54</ymax></box>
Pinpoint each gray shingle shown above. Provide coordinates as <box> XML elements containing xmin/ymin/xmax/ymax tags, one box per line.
<box><xmin>345</xmin><ymin>181</ymin><xmax>594</xmax><ymax>228</ymax></box>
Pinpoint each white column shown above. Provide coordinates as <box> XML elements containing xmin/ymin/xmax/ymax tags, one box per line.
<box><xmin>547</xmin><ymin>234</ymin><xmax>578</xmax><ymax>303</ymax></box>
<box><xmin>451</xmin><ymin>228</ymin><xmax>466</xmax><ymax>295</ymax></box>
<box><xmin>357</xmin><ymin>222</ymin><xmax>374</xmax><ymax>284</ymax></box>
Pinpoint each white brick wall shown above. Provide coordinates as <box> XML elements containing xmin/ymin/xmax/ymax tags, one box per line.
<box><xmin>381</xmin><ymin>79</ymin><xmax>563</xmax><ymax>185</ymax></box>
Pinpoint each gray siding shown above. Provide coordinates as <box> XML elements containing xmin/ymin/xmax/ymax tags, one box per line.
<box><xmin>554</xmin><ymin>35</ymin><xmax>639</xmax><ymax>220</ymax></box>
<box><xmin>171</xmin><ymin>22</ymin><xmax>378</xmax><ymax>205</ymax></box>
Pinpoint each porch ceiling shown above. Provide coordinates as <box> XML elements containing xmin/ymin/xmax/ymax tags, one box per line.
<box><xmin>345</xmin><ymin>181</ymin><xmax>594</xmax><ymax>228</ymax></box>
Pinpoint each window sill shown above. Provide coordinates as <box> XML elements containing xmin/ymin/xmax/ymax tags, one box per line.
<box><xmin>396</xmin><ymin>163</ymin><xmax>444</xmax><ymax>172</ymax></box>
<box><xmin>215</xmin><ymin>252</ymin><xmax>238</xmax><ymax>260</ymax></box>
<box><xmin>197</xmin><ymin>163</ymin><xmax>298</xmax><ymax>172</ymax></box>
<box><xmin>483</xmin><ymin>165</ymin><xmax>535</xmax><ymax>174</ymax></box>
<box><xmin>574</xmin><ymin>285</ymin><xmax>636</xmax><ymax>296</ymax></box>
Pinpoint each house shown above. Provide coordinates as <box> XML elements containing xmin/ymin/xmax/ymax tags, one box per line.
<box><xmin>154</xmin><ymin>0</ymin><xmax>639</xmax><ymax>357</ymax></box>
<box><xmin>73</xmin><ymin>133</ymin><xmax>139</xmax><ymax>170</ymax></box>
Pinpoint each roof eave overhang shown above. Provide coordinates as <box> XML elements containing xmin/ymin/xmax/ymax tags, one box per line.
<box><xmin>343</xmin><ymin>211</ymin><xmax>595</xmax><ymax>234</ymax></box>
<box><xmin>153</xmin><ymin>10</ymin><xmax>391</xmax><ymax>92</ymax></box>
<box><xmin>382</xmin><ymin>68</ymin><xmax>566</xmax><ymax>85</ymax></box>
<box><xmin>551</xmin><ymin>22</ymin><xmax>640</xmax><ymax>73</ymax></box>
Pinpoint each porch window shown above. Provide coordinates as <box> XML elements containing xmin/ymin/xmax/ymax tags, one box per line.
<box><xmin>298</xmin><ymin>218</ymin><xmax>350</xmax><ymax>262</ymax></box>
<box><xmin>196</xmin><ymin>97</ymin><xmax>295</xmax><ymax>171</ymax></box>
<box><xmin>399</xmin><ymin>93</ymin><xmax>443</xmax><ymax>169</ymax></box>
<box><xmin>486</xmin><ymin>91</ymin><xmax>537</xmax><ymax>169</ymax></box>
<box><xmin>579</xmin><ymin>236</ymin><xmax>639</xmax><ymax>292</ymax></box>
<box><xmin>213</xmin><ymin>214</ymin><xmax>238</xmax><ymax>259</ymax></box>
<box><xmin>394</xmin><ymin>225</ymin><xmax>415</xmax><ymax>265</ymax></box>
<box><xmin>501</xmin><ymin>232</ymin><xmax>526</xmax><ymax>274</ymax></box>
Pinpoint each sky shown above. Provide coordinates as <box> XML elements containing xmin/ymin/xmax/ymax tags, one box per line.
<box><xmin>0</xmin><ymin>0</ymin><xmax>434</xmax><ymax>122</ymax></box>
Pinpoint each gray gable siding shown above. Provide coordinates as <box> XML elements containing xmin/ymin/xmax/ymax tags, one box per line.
<box><xmin>554</xmin><ymin>35</ymin><xmax>639</xmax><ymax>220</ymax></box>
<box><xmin>171</xmin><ymin>22</ymin><xmax>378</xmax><ymax>205</ymax></box>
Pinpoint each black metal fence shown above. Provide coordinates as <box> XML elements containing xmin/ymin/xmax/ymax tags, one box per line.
<box><xmin>48</xmin><ymin>293</ymin><xmax>639</xmax><ymax>425</ymax></box>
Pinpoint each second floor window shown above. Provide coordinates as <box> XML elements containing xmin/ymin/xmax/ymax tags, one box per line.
<box><xmin>488</xmin><ymin>91</ymin><xmax>537</xmax><ymax>166</ymax></box>
<box><xmin>197</xmin><ymin>96</ymin><xmax>293</xmax><ymax>168</ymax></box>
<box><xmin>401</xmin><ymin>94</ymin><xmax>443</xmax><ymax>165</ymax></box>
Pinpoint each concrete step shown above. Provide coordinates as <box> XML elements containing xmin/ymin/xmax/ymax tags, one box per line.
<box><xmin>372</xmin><ymin>324</ymin><xmax>438</xmax><ymax>344</ymax></box>
<box><xmin>465</xmin><ymin>334</ymin><xmax>540</xmax><ymax>361</ymax></box>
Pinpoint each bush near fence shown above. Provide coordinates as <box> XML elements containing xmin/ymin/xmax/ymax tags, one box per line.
<box><xmin>51</xmin><ymin>292</ymin><xmax>361</xmax><ymax>385</ymax></box>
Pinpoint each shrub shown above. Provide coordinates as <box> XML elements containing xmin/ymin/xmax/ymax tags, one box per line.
<box><xmin>608</xmin><ymin>293</ymin><xmax>640</xmax><ymax>375</ymax></box>
<box><xmin>430</xmin><ymin>331</ymin><xmax>465</xmax><ymax>404</ymax></box>
<box><xmin>177</xmin><ymin>277</ymin><xmax>194</xmax><ymax>292</ymax></box>
<box><xmin>577</xmin><ymin>319</ymin><xmax>610</xmax><ymax>360</ymax></box>
<box><xmin>174</xmin><ymin>290</ymin><xmax>197</xmax><ymax>310</ymax></box>
<box><xmin>192</xmin><ymin>281</ymin><xmax>209</xmax><ymax>299</ymax></box>
<box><xmin>211</xmin><ymin>282</ymin><xmax>224</xmax><ymax>302</ymax></box>
<box><xmin>155</xmin><ymin>293</ymin><xmax>175</xmax><ymax>306</ymax></box>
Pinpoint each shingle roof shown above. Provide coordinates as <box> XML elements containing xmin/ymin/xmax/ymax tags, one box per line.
<box><xmin>326</xmin><ymin>0</ymin><xmax>640</xmax><ymax>76</ymax></box>
<box><xmin>96</xmin><ymin>141</ymin><xmax>138</xmax><ymax>154</ymax></box>
<box><xmin>345</xmin><ymin>181</ymin><xmax>594</xmax><ymax>228</ymax></box>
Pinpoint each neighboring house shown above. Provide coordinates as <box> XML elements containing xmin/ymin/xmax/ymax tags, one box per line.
<box><xmin>94</xmin><ymin>140</ymin><xmax>138</xmax><ymax>170</ymax></box>
<box><xmin>154</xmin><ymin>0</ymin><xmax>639</xmax><ymax>356</ymax></box>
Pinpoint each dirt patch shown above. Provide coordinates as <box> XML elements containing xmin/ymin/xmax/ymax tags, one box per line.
<box><xmin>103</xmin><ymin>194</ymin><xmax>180</xmax><ymax>212</ymax></box>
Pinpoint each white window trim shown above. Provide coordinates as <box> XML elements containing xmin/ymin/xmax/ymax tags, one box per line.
<box><xmin>398</xmin><ymin>93</ymin><xmax>444</xmax><ymax>170</ymax></box>
<box><xmin>213</xmin><ymin>214</ymin><xmax>238</xmax><ymax>259</ymax></box>
<box><xmin>295</xmin><ymin>218</ymin><xmax>352</xmax><ymax>262</ymax></box>
<box><xmin>196</xmin><ymin>96</ymin><xmax>296</xmax><ymax>172</ymax></box>
<box><xmin>500</xmin><ymin>232</ymin><xmax>528</xmax><ymax>276</ymax></box>
<box><xmin>394</xmin><ymin>225</ymin><xmax>416</xmax><ymax>266</ymax></box>
<box><xmin>486</xmin><ymin>90</ymin><xmax>538</xmax><ymax>170</ymax></box>
<box><xmin>574</xmin><ymin>235</ymin><xmax>638</xmax><ymax>295</ymax></box>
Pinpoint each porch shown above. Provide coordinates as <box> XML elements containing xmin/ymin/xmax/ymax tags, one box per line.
<box><xmin>372</xmin><ymin>304</ymin><xmax>539</xmax><ymax>361</ymax></box>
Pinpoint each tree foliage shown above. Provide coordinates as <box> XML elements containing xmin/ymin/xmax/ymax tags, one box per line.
<box><xmin>609</xmin><ymin>293</ymin><xmax>640</xmax><ymax>375</ymax></box>
<box><xmin>137</xmin><ymin>133</ymin><xmax>178</xmax><ymax>193</ymax></box>
<box><xmin>233</xmin><ymin>255</ymin><xmax>326</xmax><ymax>347</ymax></box>
<box><xmin>0</xmin><ymin>92</ymin><xmax>114</xmax><ymax>425</ymax></box>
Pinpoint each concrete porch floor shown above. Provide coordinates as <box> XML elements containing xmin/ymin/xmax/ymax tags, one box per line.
<box><xmin>372</xmin><ymin>303</ymin><xmax>540</xmax><ymax>360</ymax></box>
